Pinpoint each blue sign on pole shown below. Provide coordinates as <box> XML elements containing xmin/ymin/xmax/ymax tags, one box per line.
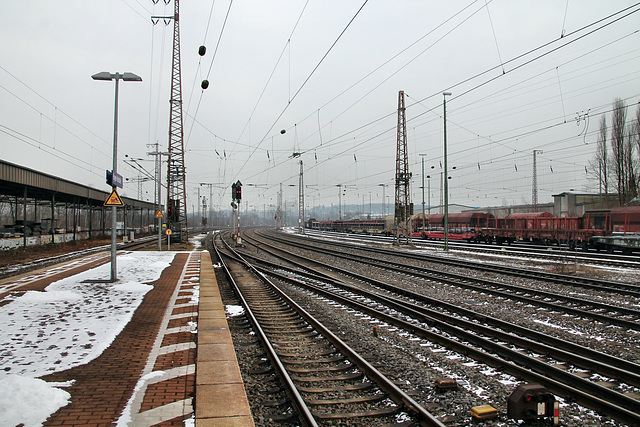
<box><xmin>106</xmin><ymin>170</ymin><xmax>123</xmax><ymax>188</ymax></box>
<box><xmin>112</xmin><ymin>171</ymin><xmax>123</xmax><ymax>188</ymax></box>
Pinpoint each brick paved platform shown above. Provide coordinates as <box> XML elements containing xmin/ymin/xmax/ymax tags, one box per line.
<box><xmin>0</xmin><ymin>247</ymin><xmax>253</xmax><ymax>426</ymax></box>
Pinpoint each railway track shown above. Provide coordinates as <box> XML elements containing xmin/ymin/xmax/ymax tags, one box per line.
<box><xmin>0</xmin><ymin>235</ymin><xmax>159</xmax><ymax>281</ymax></box>
<box><xmin>254</xmin><ymin>229</ymin><xmax>640</xmax><ymax>330</ymax></box>
<box><xmin>305</xmin><ymin>229</ymin><xmax>640</xmax><ymax>269</ymax></box>
<box><xmin>234</xmin><ymin>229</ymin><xmax>640</xmax><ymax>425</ymax></box>
<box><xmin>301</xmin><ymin>230</ymin><xmax>640</xmax><ymax>295</ymax></box>
<box><xmin>212</xmin><ymin>232</ymin><xmax>445</xmax><ymax>426</ymax></box>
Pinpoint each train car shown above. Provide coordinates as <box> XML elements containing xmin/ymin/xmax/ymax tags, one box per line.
<box><xmin>583</xmin><ymin>206</ymin><xmax>640</xmax><ymax>253</ymax></box>
<box><xmin>307</xmin><ymin>219</ymin><xmax>338</xmax><ymax>232</ymax></box>
<box><xmin>336</xmin><ymin>219</ymin><xmax>386</xmax><ymax>234</ymax></box>
<box><xmin>585</xmin><ymin>206</ymin><xmax>640</xmax><ymax>233</ymax></box>
<box><xmin>307</xmin><ymin>208</ymin><xmax>640</xmax><ymax>253</ymax></box>
<box><xmin>307</xmin><ymin>218</ymin><xmax>388</xmax><ymax>235</ymax></box>
<box><xmin>478</xmin><ymin>212</ymin><xmax>603</xmax><ymax>247</ymax></box>
<box><xmin>589</xmin><ymin>235</ymin><xmax>640</xmax><ymax>254</ymax></box>
<box><xmin>421</xmin><ymin>212</ymin><xmax>494</xmax><ymax>242</ymax></box>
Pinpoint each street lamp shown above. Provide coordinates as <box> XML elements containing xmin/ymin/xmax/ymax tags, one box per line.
<box><xmin>378</xmin><ymin>184</ymin><xmax>387</xmax><ymax>217</ymax></box>
<box><xmin>419</xmin><ymin>155</ymin><xmax>427</xmax><ymax>232</ymax></box>
<box><xmin>426</xmin><ymin>174</ymin><xmax>431</xmax><ymax>214</ymax></box>
<box><xmin>443</xmin><ymin>92</ymin><xmax>451</xmax><ymax>252</ymax></box>
<box><xmin>92</xmin><ymin>71</ymin><xmax>142</xmax><ymax>281</ymax></box>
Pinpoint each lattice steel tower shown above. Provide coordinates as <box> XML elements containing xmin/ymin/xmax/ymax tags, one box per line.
<box><xmin>298</xmin><ymin>160</ymin><xmax>305</xmax><ymax>234</ymax></box>
<box><xmin>394</xmin><ymin>91</ymin><xmax>411</xmax><ymax>245</ymax></box>
<box><xmin>165</xmin><ymin>0</ymin><xmax>187</xmax><ymax>240</ymax></box>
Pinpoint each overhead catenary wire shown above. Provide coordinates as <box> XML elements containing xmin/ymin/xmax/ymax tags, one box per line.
<box><xmin>242</xmin><ymin>1</ymin><xmax>640</xmax><ymax>190</ymax></box>
<box><xmin>182</xmin><ymin>2</ymin><xmax>638</xmax><ymax>199</ymax></box>
<box><xmin>146</xmin><ymin>2</ymin><xmax>640</xmax><ymax>209</ymax></box>
<box><xmin>234</xmin><ymin>0</ymin><xmax>311</xmax><ymax>145</ymax></box>
<box><xmin>484</xmin><ymin>0</ymin><xmax>505</xmax><ymax>74</ymax></box>
<box><xmin>234</xmin><ymin>0</ymin><xmax>370</xmax><ymax>181</ymax></box>
<box><xmin>185</xmin><ymin>0</ymin><xmax>234</xmax><ymax>150</ymax></box>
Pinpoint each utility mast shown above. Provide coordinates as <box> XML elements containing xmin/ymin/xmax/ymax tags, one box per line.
<box><xmin>154</xmin><ymin>0</ymin><xmax>187</xmax><ymax>241</ymax></box>
<box><xmin>201</xmin><ymin>196</ymin><xmax>207</xmax><ymax>227</ymax></box>
<box><xmin>394</xmin><ymin>90</ymin><xmax>412</xmax><ymax>245</ymax></box>
<box><xmin>298</xmin><ymin>160</ymin><xmax>305</xmax><ymax>234</ymax></box>
<box><xmin>532</xmin><ymin>149</ymin><xmax>543</xmax><ymax>211</ymax></box>
<box><xmin>276</xmin><ymin>183</ymin><xmax>283</xmax><ymax>230</ymax></box>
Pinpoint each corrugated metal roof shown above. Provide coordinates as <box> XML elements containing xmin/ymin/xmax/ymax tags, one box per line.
<box><xmin>0</xmin><ymin>160</ymin><xmax>155</xmax><ymax>209</ymax></box>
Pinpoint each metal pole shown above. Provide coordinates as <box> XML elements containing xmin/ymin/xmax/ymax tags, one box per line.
<box><xmin>111</xmin><ymin>77</ymin><xmax>120</xmax><ymax>281</ymax></box>
<box><xmin>443</xmin><ymin>92</ymin><xmax>451</xmax><ymax>252</ymax></box>
<box><xmin>428</xmin><ymin>177</ymin><xmax>431</xmax><ymax>215</ymax></box>
<box><xmin>338</xmin><ymin>185</ymin><xmax>342</xmax><ymax>220</ymax></box>
<box><xmin>421</xmin><ymin>157</ymin><xmax>425</xmax><ymax>232</ymax></box>
<box><xmin>157</xmin><ymin>145</ymin><xmax>162</xmax><ymax>250</ymax></box>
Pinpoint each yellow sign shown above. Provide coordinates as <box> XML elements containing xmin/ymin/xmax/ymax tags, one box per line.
<box><xmin>166</xmin><ymin>229</ymin><xmax>172</xmax><ymax>235</ymax></box>
<box><xmin>104</xmin><ymin>189</ymin><xmax>124</xmax><ymax>206</ymax></box>
<box><xmin>155</xmin><ymin>209</ymin><xmax>164</xmax><ymax>218</ymax></box>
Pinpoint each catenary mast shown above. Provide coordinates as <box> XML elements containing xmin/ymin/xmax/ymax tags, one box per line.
<box><xmin>163</xmin><ymin>0</ymin><xmax>188</xmax><ymax>240</ymax></box>
<box><xmin>394</xmin><ymin>90</ymin><xmax>411</xmax><ymax>245</ymax></box>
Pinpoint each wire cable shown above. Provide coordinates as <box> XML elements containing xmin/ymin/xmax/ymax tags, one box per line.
<box><xmin>235</xmin><ymin>0</ymin><xmax>370</xmax><ymax>180</ymax></box>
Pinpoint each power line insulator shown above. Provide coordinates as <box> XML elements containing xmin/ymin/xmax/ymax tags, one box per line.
<box><xmin>198</xmin><ymin>45</ymin><xmax>206</xmax><ymax>56</ymax></box>
<box><xmin>201</xmin><ymin>80</ymin><xmax>209</xmax><ymax>89</ymax></box>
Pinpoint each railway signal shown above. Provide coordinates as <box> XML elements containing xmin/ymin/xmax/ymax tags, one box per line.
<box><xmin>235</xmin><ymin>181</ymin><xmax>242</xmax><ymax>201</ymax></box>
<box><xmin>507</xmin><ymin>384</ymin><xmax>558</xmax><ymax>425</ymax></box>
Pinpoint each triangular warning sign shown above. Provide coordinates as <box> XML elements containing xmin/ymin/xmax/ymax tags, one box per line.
<box><xmin>155</xmin><ymin>209</ymin><xmax>164</xmax><ymax>218</ymax></box>
<box><xmin>104</xmin><ymin>189</ymin><xmax>124</xmax><ymax>206</ymax></box>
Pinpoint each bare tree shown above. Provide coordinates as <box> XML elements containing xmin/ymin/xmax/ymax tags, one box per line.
<box><xmin>611</xmin><ymin>98</ymin><xmax>629</xmax><ymax>205</ymax></box>
<box><xmin>594</xmin><ymin>115</ymin><xmax>609</xmax><ymax>206</ymax></box>
<box><xmin>634</xmin><ymin>104</ymin><xmax>640</xmax><ymax>201</ymax></box>
<box><xmin>625</xmin><ymin>120</ymin><xmax>638</xmax><ymax>203</ymax></box>
<box><xmin>636</xmin><ymin>103</ymin><xmax>640</xmax><ymax>153</ymax></box>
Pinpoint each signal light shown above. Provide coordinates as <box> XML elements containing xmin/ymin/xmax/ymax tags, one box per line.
<box><xmin>508</xmin><ymin>384</ymin><xmax>557</xmax><ymax>424</ymax></box>
<box><xmin>232</xmin><ymin>180</ymin><xmax>242</xmax><ymax>201</ymax></box>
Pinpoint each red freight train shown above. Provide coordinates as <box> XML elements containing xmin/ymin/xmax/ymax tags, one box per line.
<box><xmin>307</xmin><ymin>206</ymin><xmax>640</xmax><ymax>253</ymax></box>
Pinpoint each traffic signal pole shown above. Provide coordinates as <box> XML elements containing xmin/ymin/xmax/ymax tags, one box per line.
<box><xmin>231</xmin><ymin>180</ymin><xmax>242</xmax><ymax>245</ymax></box>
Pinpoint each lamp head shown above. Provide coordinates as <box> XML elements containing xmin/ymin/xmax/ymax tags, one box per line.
<box><xmin>122</xmin><ymin>72</ymin><xmax>142</xmax><ymax>82</ymax></box>
<box><xmin>92</xmin><ymin>72</ymin><xmax>113</xmax><ymax>81</ymax></box>
<box><xmin>91</xmin><ymin>72</ymin><xmax>142</xmax><ymax>82</ymax></box>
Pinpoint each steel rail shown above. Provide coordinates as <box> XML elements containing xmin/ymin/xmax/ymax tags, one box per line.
<box><xmin>253</xmin><ymin>230</ymin><xmax>640</xmax><ymax>329</ymax></box>
<box><xmin>236</xmin><ymin>235</ymin><xmax>640</xmax><ymax>380</ymax></box>
<box><xmin>217</xmin><ymin>233</ymin><xmax>446</xmax><ymax>427</ymax></box>
<box><xmin>237</xmin><ymin>241</ymin><xmax>640</xmax><ymax>425</ymax></box>
<box><xmin>212</xmin><ymin>234</ymin><xmax>318</xmax><ymax>427</ymax></box>
<box><xmin>305</xmin><ymin>229</ymin><xmax>640</xmax><ymax>269</ymax></box>
<box><xmin>301</xmin><ymin>230</ymin><xmax>640</xmax><ymax>295</ymax></box>
<box><xmin>0</xmin><ymin>234</ymin><xmax>159</xmax><ymax>280</ymax></box>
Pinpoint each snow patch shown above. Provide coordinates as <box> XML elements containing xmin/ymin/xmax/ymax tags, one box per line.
<box><xmin>0</xmin><ymin>251</ymin><xmax>176</xmax><ymax>426</ymax></box>
<box><xmin>0</xmin><ymin>374</ymin><xmax>71</xmax><ymax>427</ymax></box>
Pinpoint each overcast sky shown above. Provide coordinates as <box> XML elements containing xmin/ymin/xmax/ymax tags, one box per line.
<box><xmin>2</xmin><ymin>1</ymin><xmax>640</xmax><ymax>216</ymax></box>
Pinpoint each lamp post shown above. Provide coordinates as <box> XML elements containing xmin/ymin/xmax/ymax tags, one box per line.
<box><xmin>378</xmin><ymin>184</ymin><xmax>386</xmax><ymax>218</ymax></box>
<box><xmin>443</xmin><ymin>92</ymin><xmax>451</xmax><ymax>252</ymax></box>
<box><xmin>427</xmin><ymin>171</ymin><xmax>432</xmax><ymax>214</ymax></box>
<box><xmin>336</xmin><ymin>185</ymin><xmax>343</xmax><ymax>220</ymax></box>
<box><xmin>419</xmin><ymin>155</ymin><xmax>427</xmax><ymax>232</ymax></box>
<box><xmin>92</xmin><ymin>71</ymin><xmax>142</xmax><ymax>281</ymax></box>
